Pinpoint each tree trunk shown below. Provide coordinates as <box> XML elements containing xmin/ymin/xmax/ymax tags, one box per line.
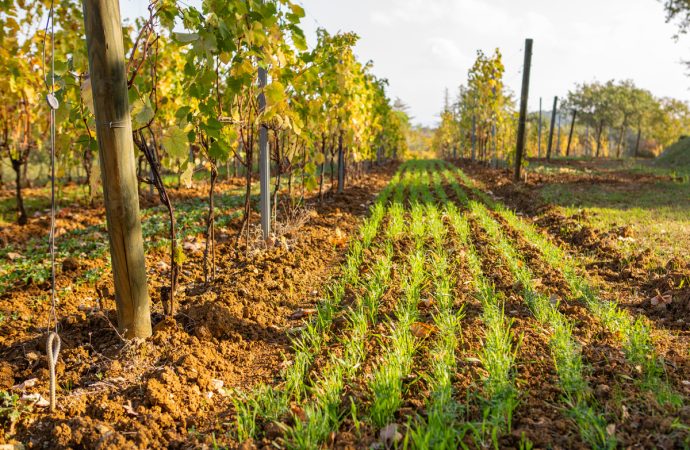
<box><xmin>595</xmin><ymin>120</ymin><xmax>604</xmax><ymax>158</ymax></box>
<box><xmin>337</xmin><ymin>131</ymin><xmax>345</xmax><ymax>194</ymax></box>
<box><xmin>319</xmin><ymin>134</ymin><xmax>326</xmax><ymax>203</ymax></box>
<box><xmin>22</xmin><ymin>159</ymin><xmax>30</xmax><ymax>188</ymax></box>
<box><xmin>634</xmin><ymin>125</ymin><xmax>642</xmax><ymax>158</ymax></box>
<box><xmin>471</xmin><ymin>115</ymin><xmax>476</xmax><ymax>161</ymax></box>
<box><xmin>204</xmin><ymin>163</ymin><xmax>217</xmax><ymax>284</ymax></box>
<box><xmin>330</xmin><ymin>150</ymin><xmax>335</xmax><ymax>192</ymax></box>
<box><xmin>134</xmin><ymin>130</ymin><xmax>178</xmax><ymax>315</ymax></box>
<box><xmin>11</xmin><ymin>159</ymin><xmax>27</xmax><ymax>225</ymax></box>
<box><xmin>616</xmin><ymin>125</ymin><xmax>626</xmax><ymax>158</ymax></box>
<box><xmin>272</xmin><ymin>136</ymin><xmax>281</xmax><ymax>222</ymax></box>
<box><xmin>83</xmin><ymin>145</ymin><xmax>94</xmax><ymax>205</ymax></box>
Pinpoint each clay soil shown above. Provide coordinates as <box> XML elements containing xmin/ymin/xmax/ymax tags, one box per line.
<box><xmin>0</xmin><ymin>164</ymin><xmax>395</xmax><ymax>449</ymax></box>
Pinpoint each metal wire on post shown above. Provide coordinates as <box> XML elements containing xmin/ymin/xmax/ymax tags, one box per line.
<box><xmin>44</xmin><ymin>0</ymin><xmax>61</xmax><ymax>413</ymax></box>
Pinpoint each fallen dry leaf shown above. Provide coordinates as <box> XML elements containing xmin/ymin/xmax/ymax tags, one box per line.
<box><xmin>12</xmin><ymin>378</ymin><xmax>38</xmax><ymax>391</ymax></box>
<box><xmin>289</xmin><ymin>308</ymin><xmax>317</xmax><ymax>320</ymax></box>
<box><xmin>123</xmin><ymin>400</ymin><xmax>139</xmax><ymax>416</ymax></box>
<box><xmin>6</xmin><ymin>252</ymin><xmax>22</xmax><ymax>261</ymax></box>
<box><xmin>650</xmin><ymin>292</ymin><xmax>672</xmax><ymax>306</ymax></box>
<box><xmin>290</xmin><ymin>403</ymin><xmax>307</xmax><ymax>421</ymax></box>
<box><xmin>379</xmin><ymin>423</ymin><xmax>402</xmax><ymax>444</ymax></box>
<box><xmin>182</xmin><ymin>241</ymin><xmax>201</xmax><ymax>252</ymax></box>
<box><xmin>21</xmin><ymin>393</ymin><xmax>49</xmax><ymax>407</ymax></box>
<box><xmin>419</xmin><ymin>298</ymin><xmax>434</xmax><ymax>308</ymax></box>
<box><xmin>328</xmin><ymin>227</ymin><xmax>347</xmax><ymax>248</ymax></box>
<box><xmin>410</xmin><ymin>322</ymin><xmax>437</xmax><ymax>339</ymax></box>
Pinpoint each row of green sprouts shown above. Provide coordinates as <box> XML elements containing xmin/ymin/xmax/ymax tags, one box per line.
<box><xmin>233</xmin><ymin>158</ymin><xmax>682</xmax><ymax>449</ymax></box>
<box><xmin>445</xmin><ymin>161</ymin><xmax>682</xmax><ymax>409</ymax></box>
<box><xmin>232</xmin><ymin>170</ymin><xmax>399</xmax><ymax>443</ymax></box>
<box><xmin>232</xmin><ymin>161</ymin><xmax>460</xmax><ymax>448</ymax></box>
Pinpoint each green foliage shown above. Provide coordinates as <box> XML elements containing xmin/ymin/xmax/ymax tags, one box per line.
<box><xmin>564</xmin><ymin>80</ymin><xmax>690</xmax><ymax>157</ymax></box>
<box><xmin>0</xmin><ymin>390</ymin><xmax>30</xmax><ymax>436</ymax></box>
<box><xmin>433</xmin><ymin>49</ymin><xmax>516</xmax><ymax>164</ymax></box>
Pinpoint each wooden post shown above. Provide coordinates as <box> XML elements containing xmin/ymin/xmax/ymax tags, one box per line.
<box><xmin>514</xmin><ymin>38</ymin><xmax>532</xmax><ymax>182</ymax></box>
<box><xmin>257</xmin><ymin>65</ymin><xmax>270</xmax><ymax>240</ymax></box>
<box><xmin>556</xmin><ymin>108</ymin><xmax>561</xmax><ymax>156</ymax></box>
<box><xmin>83</xmin><ymin>0</ymin><xmax>151</xmax><ymax>338</ymax></box>
<box><xmin>566</xmin><ymin>109</ymin><xmax>577</xmax><ymax>157</ymax></box>
<box><xmin>538</xmin><ymin>97</ymin><xmax>542</xmax><ymax>158</ymax></box>
<box><xmin>546</xmin><ymin>96</ymin><xmax>558</xmax><ymax>161</ymax></box>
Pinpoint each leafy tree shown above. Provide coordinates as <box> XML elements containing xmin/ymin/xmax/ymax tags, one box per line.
<box><xmin>434</xmin><ymin>49</ymin><xmax>515</xmax><ymax>164</ymax></box>
<box><xmin>662</xmin><ymin>0</ymin><xmax>690</xmax><ymax>36</ymax></box>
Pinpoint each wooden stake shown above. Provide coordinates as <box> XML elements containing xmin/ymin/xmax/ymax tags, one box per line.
<box><xmin>514</xmin><ymin>38</ymin><xmax>532</xmax><ymax>182</ymax></box>
<box><xmin>566</xmin><ymin>109</ymin><xmax>577</xmax><ymax>157</ymax></box>
<box><xmin>83</xmin><ymin>0</ymin><xmax>151</xmax><ymax>338</ymax></box>
<box><xmin>546</xmin><ymin>96</ymin><xmax>558</xmax><ymax>161</ymax></box>
<box><xmin>556</xmin><ymin>108</ymin><xmax>561</xmax><ymax>155</ymax></box>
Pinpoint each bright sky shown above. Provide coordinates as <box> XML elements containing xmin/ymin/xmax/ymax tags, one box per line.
<box><xmin>121</xmin><ymin>0</ymin><xmax>690</xmax><ymax>127</ymax></box>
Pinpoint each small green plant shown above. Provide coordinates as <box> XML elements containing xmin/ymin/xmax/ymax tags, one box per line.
<box><xmin>0</xmin><ymin>391</ymin><xmax>30</xmax><ymax>436</ymax></box>
<box><xmin>233</xmin><ymin>385</ymin><xmax>288</xmax><ymax>442</ymax></box>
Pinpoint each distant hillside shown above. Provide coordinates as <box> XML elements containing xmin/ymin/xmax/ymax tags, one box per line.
<box><xmin>655</xmin><ymin>137</ymin><xmax>690</xmax><ymax>167</ymax></box>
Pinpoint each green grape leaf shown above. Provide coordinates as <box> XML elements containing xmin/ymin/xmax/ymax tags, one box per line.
<box><xmin>131</xmin><ymin>97</ymin><xmax>154</xmax><ymax>128</ymax></box>
<box><xmin>174</xmin><ymin>32</ymin><xmax>200</xmax><ymax>43</ymax></box>
<box><xmin>289</xmin><ymin>4</ymin><xmax>305</xmax><ymax>19</ymax></box>
<box><xmin>161</xmin><ymin>126</ymin><xmax>189</xmax><ymax>159</ymax></box>
<box><xmin>209</xmin><ymin>139</ymin><xmax>229</xmax><ymax>161</ymax></box>
<box><xmin>265</xmin><ymin>81</ymin><xmax>285</xmax><ymax>104</ymax></box>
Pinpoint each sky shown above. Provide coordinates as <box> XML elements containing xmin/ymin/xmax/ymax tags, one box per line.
<box><xmin>121</xmin><ymin>0</ymin><xmax>690</xmax><ymax>127</ymax></box>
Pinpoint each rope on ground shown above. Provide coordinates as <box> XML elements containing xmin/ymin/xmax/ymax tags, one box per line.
<box><xmin>46</xmin><ymin>332</ymin><xmax>61</xmax><ymax>412</ymax></box>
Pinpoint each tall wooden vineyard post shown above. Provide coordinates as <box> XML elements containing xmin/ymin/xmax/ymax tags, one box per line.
<box><xmin>82</xmin><ymin>0</ymin><xmax>151</xmax><ymax>338</ymax></box>
<box><xmin>514</xmin><ymin>38</ymin><xmax>533</xmax><ymax>182</ymax></box>
<box><xmin>566</xmin><ymin>109</ymin><xmax>577</xmax><ymax>157</ymax></box>
<box><xmin>546</xmin><ymin>96</ymin><xmax>558</xmax><ymax>161</ymax></box>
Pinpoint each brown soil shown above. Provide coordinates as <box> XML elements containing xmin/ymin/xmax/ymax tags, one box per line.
<box><xmin>0</xmin><ymin>165</ymin><xmax>395</xmax><ymax>449</ymax></box>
